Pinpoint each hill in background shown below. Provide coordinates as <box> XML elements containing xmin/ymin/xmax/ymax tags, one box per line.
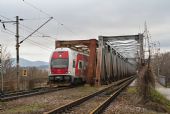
<box><xmin>12</xmin><ymin>58</ymin><xmax>49</xmax><ymax>69</ymax></box>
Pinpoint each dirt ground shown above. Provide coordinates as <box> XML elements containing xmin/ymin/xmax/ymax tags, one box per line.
<box><xmin>0</xmin><ymin>85</ymin><xmax>106</xmax><ymax>114</ymax></box>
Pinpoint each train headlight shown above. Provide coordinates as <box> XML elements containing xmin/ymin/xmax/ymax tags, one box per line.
<box><xmin>68</xmin><ymin>71</ymin><xmax>71</xmax><ymax>74</ymax></box>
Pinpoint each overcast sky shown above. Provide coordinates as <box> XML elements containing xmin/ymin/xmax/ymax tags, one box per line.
<box><xmin>0</xmin><ymin>0</ymin><xmax>170</xmax><ymax>62</ymax></box>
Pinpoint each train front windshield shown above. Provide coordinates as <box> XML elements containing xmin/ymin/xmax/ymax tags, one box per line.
<box><xmin>51</xmin><ymin>58</ymin><xmax>69</xmax><ymax>68</ymax></box>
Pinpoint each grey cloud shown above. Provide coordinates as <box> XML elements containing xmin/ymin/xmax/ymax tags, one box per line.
<box><xmin>0</xmin><ymin>0</ymin><xmax>170</xmax><ymax>61</ymax></box>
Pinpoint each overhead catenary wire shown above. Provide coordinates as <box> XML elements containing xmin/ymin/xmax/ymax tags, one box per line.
<box><xmin>21</xmin><ymin>18</ymin><xmax>48</xmax><ymax>21</ymax></box>
<box><xmin>21</xmin><ymin>0</ymin><xmax>72</xmax><ymax>30</ymax></box>
<box><xmin>22</xmin><ymin>0</ymin><xmax>72</xmax><ymax>33</ymax></box>
<box><xmin>0</xmin><ymin>14</ymin><xmax>11</xmax><ymax>21</ymax></box>
<box><xmin>1</xmin><ymin>27</ymin><xmax>53</xmax><ymax>51</ymax></box>
<box><xmin>0</xmin><ymin>14</ymin><xmax>57</xmax><ymax>42</ymax></box>
<box><xmin>22</xmin><ymin>0</ymin><xmax>96</xmax><ymax>37</ymax></box>
<box><xmin>18</xmin><ymin>23</ymin><xmax>57</xmax><ymax>42</ymax></box>
<box><xmin>22</xmin><ymin>0</ymin><xmax>51</xmax><ymax>17</ymax></box>
<box><xmin>0</xmin><ymin>14</ymin><xmax>55</xmax><ymax>49</ymax></box>
<box><xmin>0</xmin><ymin>15</ymin><xmax>54</xmax><ymax>41</ymax></box>
<box><xmin>19</xmin><ymin>17</ymin><xmax>53</xmax><ymax>44</ymax></box>
<box><xmin>0</xmin><ymin>29</ymin><xmax>16</xmax><ymax>45</ymax></box>
<box><xmin>26</xmin><ymin>39</ymin><xmax>53</xmax><ymax>51</ymax></box>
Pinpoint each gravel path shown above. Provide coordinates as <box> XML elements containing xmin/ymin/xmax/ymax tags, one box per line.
<box><xmin>0</xmin><ymin>85</ymin><xmax>106</xmax><ymax>114</ymax></box>
<box><xmin>156</xmin><ymin>82</ymin><xmax>170</xmax><ymax>100</ymax></box>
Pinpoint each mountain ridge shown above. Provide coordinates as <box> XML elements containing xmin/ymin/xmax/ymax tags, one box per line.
<box><xmin>12</xmin><ymin>58</ymin><xmax>49</xmax><ymax>67</ymax></box>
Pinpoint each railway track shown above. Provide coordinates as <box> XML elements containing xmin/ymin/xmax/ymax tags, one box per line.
<box><xmin>44</xmin><ymin>76</ymin><xmax>135</xmax><ymax>114</ymax></box>
<box><xmin>0</xmin><ymin>86</ymin><xmax>73</xmax><ymax>101</ymax></box>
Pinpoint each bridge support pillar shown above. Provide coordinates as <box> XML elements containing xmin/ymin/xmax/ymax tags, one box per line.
<box><xmin>87</xmin><ymin>39</ymin><xmax>97</xmax><ymax>85</ymax></box>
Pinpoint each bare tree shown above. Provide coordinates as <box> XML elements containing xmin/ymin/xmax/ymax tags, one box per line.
<box><xmin>152</xmin><ymin>52</ymin><xmax>170</xmax><ymax>76</ymax></box>
<box><xmin>0</xmin><ymin>46</ymin><xmax>15</xmax><ymax>91</ymax></box>
<box><xmin>1</xmin><ymin>46</ymin><xmax>48</xmax><ymax>91</ymax></box>
<box><xmin>20</xmin><ymin>67</ymin><xmax>48</xmax><ymax>90</ymax></box>
<box><xmin>159</xmin><ymin>52</ymin><xmax>170</xmax><ymax>76</ymax></box>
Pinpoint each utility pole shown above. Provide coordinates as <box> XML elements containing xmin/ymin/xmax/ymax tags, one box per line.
<box><xmin>0</xmin><ymin>16</ymin><xmax>23</xmax><ymax>90</ymax></box>
<box><xmin>16</xmin><ymin>16</ymin><xmax>20</xmax><ymax>90</ymax></box>
<box><xmin>0</xmin><ymin>16</ymin><xmax>53</xmax><ymax>90</ymax></box>
<box><xmin>0</xmin><ymin>44</ymin><xmax>3</xmax><ymax>92</ymax></box>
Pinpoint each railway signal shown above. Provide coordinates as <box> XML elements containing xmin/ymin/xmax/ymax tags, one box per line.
<box><xmin>22</xmin><ymin>69</ymin><xmax>28</xmax><ymax>77</ymax></box>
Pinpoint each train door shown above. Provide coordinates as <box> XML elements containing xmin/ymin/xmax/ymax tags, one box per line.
<box><xmin>71</xmin><ymin>52</ymin><xmax>77</xmax><ymax>76</ymax></box>
<box><xmin>72</xmin><ymin>59</ymin><xmax>76</xmax><ymax>75</ymax></box>
<box><xmin>78</xmin><ymin>60</ymin><xmax>83</xmax><ymax>77</ymax></box>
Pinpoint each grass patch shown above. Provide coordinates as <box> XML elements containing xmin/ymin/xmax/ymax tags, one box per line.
<box><xmin>127</xmin><ymin>87</ymin><xmax>137</xmax><ymax>94</ymax></box>
<box><xmin>0</xmin><ymin>101</ymin><xmax>6</xmax><ymax>105</ymax></box>
<box><xmin>166</xmin><ymin>82</ymin><xmax>170</xmax><ymax>87</ymax></box>
<box><xmin>150</xmin><ymin>89</ymin><xmax>170</xmax><ymax>112</ymax></box>
<box><xmin>76</xmin><ymin>85</ymin><xmax>102</xmax><ymax>92</ymax></box>
<box><xmin>1</xmin><ymin>103</ymin><xmax>46</xmax><ymax>114</ymax></box>
<box><xmin>127</xmin><ymin>87</ymin><xmax>170</xmax><ymax>113</ymax></box>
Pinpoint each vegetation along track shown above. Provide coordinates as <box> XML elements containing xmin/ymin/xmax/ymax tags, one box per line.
<box><xmin>0</xmin><ymin>86</ymin><xmax>73</xmax><ymax>101</ymax></box>
<box><xmin>44</xmin><ymin>76</ymin><xmax>135</xmax><ymax>114</ymax></box>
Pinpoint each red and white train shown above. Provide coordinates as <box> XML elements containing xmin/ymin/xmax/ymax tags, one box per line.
<box><xmin>48</xmin><ymin>48</ymin><xmax>89</xmax><ymax>84</ymax></box>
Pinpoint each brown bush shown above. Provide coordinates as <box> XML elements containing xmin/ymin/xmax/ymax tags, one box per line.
<box><xmin>137</xmin><ymin>64</ymin><xmax>155</xmax><ymax>103</ymax></box>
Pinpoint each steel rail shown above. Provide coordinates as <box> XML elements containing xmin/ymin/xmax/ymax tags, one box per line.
<box><xmin>0</xmin><ymin>86</ymin><xmax>72</xmax><ymax>101</ymax></box>
<box><xmin>43</xmin><ymin>76</ymin><xmax>135</xmax><ymax>114</ymax></box>
<box><xmin>89</xmin><ymin>77</ymin><xmax>135</xmax><ymax>114</ymax></box>
<box><xmin>0</xmin><ymin>88</ymin><xmax>43</xmax><ymax>97</ymax></box>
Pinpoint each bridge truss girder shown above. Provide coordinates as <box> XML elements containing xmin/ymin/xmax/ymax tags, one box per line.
<box><xmin>95</xmin><ymin>34</ymin><xmax>144</xmax><ymax>85</ymax></box>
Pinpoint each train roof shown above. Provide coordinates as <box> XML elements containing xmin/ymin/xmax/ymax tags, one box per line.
<box><xmin>53</xmin><ymin>47</ymin><xmax>89</xmax><ymax>56</ymax></box>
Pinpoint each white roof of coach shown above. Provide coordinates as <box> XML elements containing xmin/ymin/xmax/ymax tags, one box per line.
<box><xmin>54</xmin><ymin>48</ymin><xmax>89</xmax><ymax>56</ymax></box>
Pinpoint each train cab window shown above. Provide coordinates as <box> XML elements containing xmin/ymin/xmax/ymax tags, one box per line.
<box><xmin>73</xmin><ymin>60</ymin><xmax>76</xmax><ymax>68</ymax></box>
<box><xmin>78</xmin><ymin>61</ymin><xmax>83</xmax><ymax>69</ymax></box>
<box><xmin>51</xmin><ymin>58</ymin><xmax>69</xmax><ymax>68</ymax></box>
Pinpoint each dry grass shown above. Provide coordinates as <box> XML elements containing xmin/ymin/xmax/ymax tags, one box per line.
<box><xmin>149</xmin><ymin>89</ymin><xmax>170</xmax><ymax>113</ymax></box>
<box><xmin>103</xmin><ymin>87</ymin><xmax>162</xmax><ymax>114</ymax></box>
<box><xmin>126</xmin><ymin>86</ymin><xmax>170</xmax><ymax>114</ymax></box>
<box><xmin>134</xmin><ymin>64</ymin><xmax>170</xmax><ymax>113</ymax></box>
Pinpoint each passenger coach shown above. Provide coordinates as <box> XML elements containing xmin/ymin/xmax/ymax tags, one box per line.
<box><xmin>49</xmin><ymin>48</ymin><xmax>88</xmax><ymax>84</ymax></box>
